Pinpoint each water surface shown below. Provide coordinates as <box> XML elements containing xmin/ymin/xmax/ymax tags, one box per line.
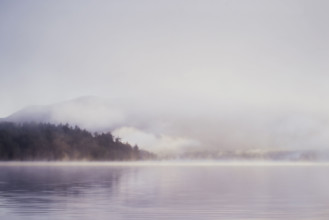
<box><xmin>0</xmin><ymin>162</ymin><xmax>328</xmax><ymax>220</ymax></box>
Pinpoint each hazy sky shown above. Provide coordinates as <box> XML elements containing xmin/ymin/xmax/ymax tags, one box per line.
<box><xmin>1</xmin><ymin>0</ymin><xmax>329</xmax><ymax>153</ymax></box>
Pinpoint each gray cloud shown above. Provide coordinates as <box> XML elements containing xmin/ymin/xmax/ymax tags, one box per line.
<box><xmin>1</xmin><ymin>0</ymin><xmax>329</xmax><ymax>154</ymax></box>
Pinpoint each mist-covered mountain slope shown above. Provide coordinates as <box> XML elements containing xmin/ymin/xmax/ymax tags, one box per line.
<box><xmin>3</xmin><ymin>96</ymin><xmax>329</xmax><ymax>161</ymax></box>
<box><xmin>1</xmin><ymin>97</ymin><xmax>201</xmax><ymax>156</ymax></box>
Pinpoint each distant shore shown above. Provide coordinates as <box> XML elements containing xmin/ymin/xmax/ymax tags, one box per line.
<box><xmin>1</xmin><ymin>160</ymin><xmax>329</xmax><ymax>167</ymax></box>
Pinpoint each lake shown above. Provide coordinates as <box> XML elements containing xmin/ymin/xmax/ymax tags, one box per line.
<box><xmin>0</xmin><ymin>161</ymin><xmax>328</xmax><ymax>220</ymax></box>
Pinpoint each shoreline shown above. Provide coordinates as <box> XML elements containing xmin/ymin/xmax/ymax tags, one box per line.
<box><xmin>0</xmin><ymin>160</ymin><xmax>329</xmax><ymax>167</ymax></box>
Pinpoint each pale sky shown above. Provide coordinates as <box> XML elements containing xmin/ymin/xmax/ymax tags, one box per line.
<box><xmin>1</xmin><ymin>0</ymin><xmax>329</xmax><ymax>153</ymax></box>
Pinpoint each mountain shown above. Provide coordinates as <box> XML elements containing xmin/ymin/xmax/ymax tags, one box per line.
<box><xmin>1</xmin><ymin>96</ymin><xmax>202</xmax><ymax>156</ymax></box>
<box><xmin>2</xmin><ymin>97</ymin><xmax>127</xmax><ymax>132</ymax></box>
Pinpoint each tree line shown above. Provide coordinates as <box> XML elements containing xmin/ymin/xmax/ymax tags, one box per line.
<box><xmin>0</xmin><ymin>122</ymin><xmax>155</xmax><ymax>161</ymax></box>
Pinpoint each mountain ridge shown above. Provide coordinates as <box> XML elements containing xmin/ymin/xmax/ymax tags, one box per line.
<box><xmin>2</xmin><ymin>96</ymin><xmax>126</xmax><ymax>132</ymax></box>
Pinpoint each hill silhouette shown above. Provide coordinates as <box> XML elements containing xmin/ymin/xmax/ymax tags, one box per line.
<box><xmin>0</xmin><ymin>122</ymin><xmax>155</xmax><ymax>161</ymax></box>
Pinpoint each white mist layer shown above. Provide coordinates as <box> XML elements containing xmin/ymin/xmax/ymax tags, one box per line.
<box><xmin>112</xmin><ymin>126</ymin><xmax>200</xmax><ymax>155</ymax></box>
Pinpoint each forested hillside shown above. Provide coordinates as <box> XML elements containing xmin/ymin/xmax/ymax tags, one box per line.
<box><xmin>0</xmin><ymin>122</ymin><xmax>154</xmax><ymax>161</ymax></box>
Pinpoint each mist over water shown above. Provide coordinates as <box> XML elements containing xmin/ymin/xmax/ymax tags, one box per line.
<box><xmin>1</xmin><ymin>1</ymin><xmax>329</xmax><ymax>219</ymax></box>
<box><xmin>0</xmin><ymin>162</ymin><xmax>329</xmax><ymax>220</ymax></box>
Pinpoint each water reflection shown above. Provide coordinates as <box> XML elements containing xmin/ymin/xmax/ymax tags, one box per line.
<box><xmin>0</xmin><ymin>165</ymin><xmax>126</xmax><ymax>219</ymax></box>
<box><xmin>0</xmin><ymin>163</ymin><xmax>329</xmax><ymax>219</ymax></box>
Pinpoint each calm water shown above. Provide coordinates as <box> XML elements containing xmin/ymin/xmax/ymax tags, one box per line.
<box><xmin>0</xmin><ymin>162</ymin><xmax>329</xmax><ymax>220</ymax></box>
